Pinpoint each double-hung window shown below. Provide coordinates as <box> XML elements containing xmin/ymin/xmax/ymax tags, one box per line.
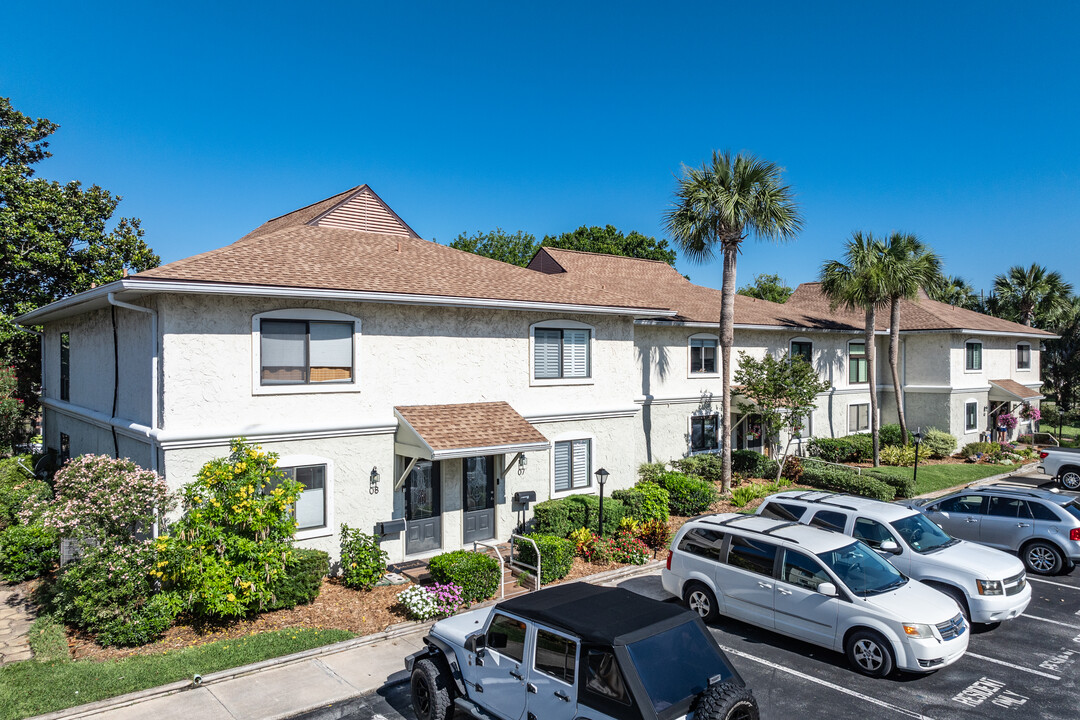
<box><xmin>691</xmin><ymin>414</ymin><xmax>719</xmax><ymax>452</ymax></box>
<box><xmin>534</xmin><ymin>328</ymin><xmax>590</xmax><ymax>379</ymax></box>
<box><xmin>965</xmin><ymin>401</ymin><xmax>979</xmax><ymax>432</ymax></box>
<box><xmin>848</xmin><ymin>341</ymin><xmax>868</xmax><ymax>384</ymax></box>
<box><xmin>554</xmin><ymin>439</ymin><xmax>590</xmax><ymax>492</ymax></box>
<box><xmin>848</xmin><ymin>403</ymin><xmax>869</xmax><ymax>433</ymax></box>
<box><xmin>261</xmin><ymin>320</ymin><xmax>353</xmax><ymax>385</ymax></box>
<box><xmin>965</xmin><ymin>341</ymin><xmax>982</xmax><ymax>371</ymax></box>
<box><xmin>790</xmin><ymin>340</ymin><xmax>813</xmax><ymax>364</ymax></box>
<box><xmin>690</xmin><ymin>338</ymin><xmax>717</xmax><ymax>374</ymax></box>
<box><xmin>271</xmin><ymin>464</ymin><xmax>327</xmax><ymax>531</ymax></box>
<box><xmin>1017</xmin><ymin>344</ymin><xmax>1031</xmax><ymax>370</ymax></box>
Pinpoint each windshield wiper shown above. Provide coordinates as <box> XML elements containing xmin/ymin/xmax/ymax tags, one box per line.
<box><xmin>867</xmin><ymin>578</ymin><xmax>907</xmax><ymax>595</ymax></box>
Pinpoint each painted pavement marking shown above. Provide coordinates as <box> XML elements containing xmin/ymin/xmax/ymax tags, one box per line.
<box><xmin>963</xmin><ymin>652</ymin><xmax>1061</xmax><ymax>680</ymax></box>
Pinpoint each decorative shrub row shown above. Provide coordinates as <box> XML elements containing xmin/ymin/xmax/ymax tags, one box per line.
<box><xmin>514</xmin><ymin>533</ymin><xmax>574</xmax><ymax>584</ymax></box>
<box><xmin>863</xmin><ymin>470</ymin><xmax>916</xmax><ymax>499</ymax></box>
<box><xmin>807</xmin><ymin>435</ymin><xmax>873</xmax><ymax>463</ymax></box>
<box><xmin>267</xmin><ymin>548</ymin><xmax>329</xmax><ymax>610</ymax></box>
<box><xmin>730</xmin><ymin>450</ymin><xmax>779</xmax><ymax>479</ymax></box>
<box><xmin>532</xmin><ymin>494</ymin><xmax>627</xmax><ymax>538</ymax></box>
<box><xmin>799</xmin><ymin>463</ymin><xmax>895</xmax><ymax>501</ymax></box>
<box><xmin>611</xmin><ymin>482</ymin><xmax>670</xmax><ymax>523</ymax></box>
<box><xmin>428</xmin><ymin>550</ymin><xmax>500</xmax><ymax>603</ymax></box>
<box><xmin>653</xmin><ymin>472</ymin><xmax>717</xmax><ymax>516</ymax></box>
<box><xmin>961</xmin><ymin>441</ymin><xmax>1003</xmax><ymax>459</ymax></box>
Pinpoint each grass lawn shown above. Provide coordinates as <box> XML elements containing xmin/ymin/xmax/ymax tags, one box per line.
<box><xmin>870</xmin><ymin>463</ymin><xmax>1014</xmax><ymax>496</ymax></box>
<box><xmin>0</xmin><ymin>626</ymin><xmax>355</xmax><ymax>720</ymax></box>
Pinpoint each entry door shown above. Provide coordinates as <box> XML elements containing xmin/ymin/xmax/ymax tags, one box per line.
<box><xmin>464</xmin><ymin>456</ymin><xmax>496</xmax><ymax>544</ymax></box>
<box><xmin>406</xmin><ymin>460</ymin><xmax>441</xmax><ymax>555</ymax></box>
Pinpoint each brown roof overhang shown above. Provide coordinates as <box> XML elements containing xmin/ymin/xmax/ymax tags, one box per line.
<box><xmin>988</xmin><ymin>379</ymin><xmax>1044</xmax><ymax>402</ymax></box>
<box><xmin>394</xmin><ymin>401</ymin><xmax>550</xmax><ymax>461</ymax></box>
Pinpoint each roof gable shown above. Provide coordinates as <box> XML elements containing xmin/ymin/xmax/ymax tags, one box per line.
<box><xmin>312</xmin><ymin>186</ymin><xmax>418</xmax><ymax>237</ymax></box>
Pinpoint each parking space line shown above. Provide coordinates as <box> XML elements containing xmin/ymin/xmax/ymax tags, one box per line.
<box><xmin>1021</xmin><ymin>614</ymin><xmax>1080</xmax><ymax>630</ymax></box>
<box><xmin>715</xmin><ymin>643</ymin><xmax>934</xmax><ymax>719</ymax></box>
<box><xmin>964</xmin><ymin>652</ymin><xmax>1061</xmax><ymax>680</ymax></box>
<box><xmin>1027</xmin><ymin>577</ymin><xmax>1080</xmax><ymax>590</ymax></box>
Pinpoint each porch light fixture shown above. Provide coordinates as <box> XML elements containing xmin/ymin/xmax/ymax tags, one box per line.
<box><xmin>519</xmin><ymin>453</ymin><xmax>528</xmax><ymax>475</ymax></box>
<box><xmin>912</xmin><ymin>430</ymin><xmax>923</xmax><ymax>488</ymax></box>
<box><xmin>595</xmin><ymin>468</ymin><xmax>610</xmax><ymax>538</ymax></box>
<box><xmin>370</xmin><ymin>467</ymin><xmax>380</xmax><ymax>495</ymax></box>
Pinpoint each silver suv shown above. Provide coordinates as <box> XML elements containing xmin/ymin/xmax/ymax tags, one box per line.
<box><xmin>902</xmin><ymin>484</ymin><xmax>1080</xmax><ymax>575</ymax></box>
<box><xmin>662</xmin><ymin>513</ymin><xmax>969</xmax><ymax>678</ymax></box>
<box><xmin>755</xmin><ymin>491</ymin><xmax>1030</xmax><ymax>624</ymax></box>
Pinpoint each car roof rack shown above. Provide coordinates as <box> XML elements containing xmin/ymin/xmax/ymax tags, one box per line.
<box><xmin>784</xmin><ymin>490</ymin><xmax>858</xmax><ymax>512</ymax></box>
<box><xmin>964</xmin><ymin>483</ymin><xmax>1052</xmax><ymax>499</ymax></box>
<box><xmin>700</xmin><ymin>514</ymin><xmax>802</xmax><ymax>544</ymax></box>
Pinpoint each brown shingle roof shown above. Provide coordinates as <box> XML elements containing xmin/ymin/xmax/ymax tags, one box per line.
<box><xmin>988</xmin><ymin>379</ymin><xmax>1043</xmax><ymax>400</ymax></box>
<box><xmin>395</xmin><ymin>402</ymin><xmax>549</xmax><ymax>456</ymax></box>
<box><xmin>787</xmin><ymin>283</ymin><xmax>1055</xmax><ymax>336</ymax></box>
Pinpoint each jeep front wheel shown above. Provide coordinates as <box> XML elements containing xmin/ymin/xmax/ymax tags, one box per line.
<box><xmin>410</xmin><ymin>657</ymin><xmax>454</xmax><ymax>720</ymax></box>
<box><xmin>694</xmin><ymin>682</ymin><xmax>759</xmax><ymax>720</ymax></box>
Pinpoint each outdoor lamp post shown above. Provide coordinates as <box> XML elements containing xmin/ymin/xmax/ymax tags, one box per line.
<box><xmin>595</xmin><ymin>467</ymin><xmax>609</xmax><ymax>537</ymax></box>
<box><xmin>912</xmin><ymin>429</ymin><xmax>923</xmax><ymax>488</ymax></box>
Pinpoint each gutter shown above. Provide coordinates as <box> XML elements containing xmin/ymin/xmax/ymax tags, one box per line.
<box><xmin>106</xmin><ymin>293</ymin><xmax>159</xmax><ymax>472</ymax></box>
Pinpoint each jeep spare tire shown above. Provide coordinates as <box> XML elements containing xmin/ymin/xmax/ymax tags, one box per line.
<box><xmin>694</xmin><ymin>682</ymin><xmax>760</xmax><ymax>720</ymax></box>
<box><xmin>410</xmin><ymin>657</ymin><xmax>454</xmax><ymax>720</ymax></box>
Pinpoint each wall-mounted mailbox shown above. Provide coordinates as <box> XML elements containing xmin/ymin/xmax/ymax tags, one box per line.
<box><xmin>375</xmin><ymin>519</ymin><xmax>407</xmax><ymax>536</ymax></box>
<box><xmin>512</xmin><ymin>490</ymin><xmax>537</xmax><ymax>504</ymax></box>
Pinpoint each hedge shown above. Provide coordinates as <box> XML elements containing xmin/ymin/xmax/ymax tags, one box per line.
<box><xmin>799</xmin><ymin>463</ymin><xmax>895</xmax><ymax>501</ymax></box>
<box><xmin>267</xmin><ymin>548</ymin><xmax>328</xmax><ymax>610</ymax></box>
<box><xmin>671</xmin><ymin>454</ymin><xmax>724</xmax><ymax>484</ymax></box>
<box><xmin>808</xmin><ymin>435</ymin><xmax>873</xmax><ymax>463</ymax></box>
<box><xmin>864</xmin><ymin>470</ymin><xmax>917</xmax><ymax>499</ymax></box>
<box><xmin>532</xmin><ymin>495</ymin><xmax>626</xmax><ymax>537</ymax></box>
<box><xmin>730</xmin><ymin>450</ymin><xmax>779</xmax><ymax>479</ymax></box>
<box><xmin>428</xmin><ymin>550</ymin><xmax>501</xmax><ymax>602</ymax></box>
<box><xmin>654</xmin><ymin>472</ymin><xmax>717</xmax><ymax>516</ymax></box>
<box><xmin>611</xmin><ymin>482</ymin><xmax>670</xmax><ymax>523</ymax></box>
<box><xmin>514</xmin><ymin>534</ymin><xmax>574</xmax><ymax>584</ymax></box>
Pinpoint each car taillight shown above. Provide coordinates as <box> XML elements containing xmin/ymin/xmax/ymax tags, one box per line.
<box><xmin>666</xmin><ymin>549</ymin><xmax>673</xmax><ymax>570</ymax></box>
<box><xmin>1070</xmin><ymin>528</ymin><xmax>1080</xmax><ymax>542</ymax></box>
<box><xmin>1040</xmin><ymin>451</ymin><xmax>1049</xmax><ymax>459</ymax></box>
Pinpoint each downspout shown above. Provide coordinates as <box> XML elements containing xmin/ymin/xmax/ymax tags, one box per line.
<box><xmin>106</xmin><ymin>293</ymin><xmax>159</xmax><ymax>473</ymax></box>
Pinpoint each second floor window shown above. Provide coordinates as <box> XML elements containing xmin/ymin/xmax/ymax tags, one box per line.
<box><xmin>690</xmin><ymin>338</ymin><xmax>718</xmax><ymax>373</ymax></box>
<box><xmin>966</xmin><ymin>341</ymin><xmax>982</xmax><ymax>371</ymax></box>
<box><xmin>261</xmin><ymin>320</ymin><xmax>353</xmax><ymax>385</ymax></box>
<box><xmin>534</xmin><ymin>328</ymin><xmax>590</xmax><ymax>379</ymax></box>
<box><xmin>790</xmin><ymin>340</ymin><xmax>812</xmax><ymax>364</ymax></box>
<box><xmin>60</xmin><ymin>331</ymin><xmax>70</xmax><ymax>401</ymax></box>
<box><xmin>848</xmin><ymin>341</ymin><xmax>868</xmax><ymax>384</ymax></box>
<box><xmin>691</xmin><ymin>414</ymin><xmax>719</xmax><ymax>452</ymax></box>
<box><xmin>1017</xmin><ymin>344</ymin><xmax>1031</xmax><ymax>370</ymax></box>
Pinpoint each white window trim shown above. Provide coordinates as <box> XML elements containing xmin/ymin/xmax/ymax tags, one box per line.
<box><xmin>964</xmin><ymin>399</ymin><xmax>980</xmax><ymax>433</ymax></box>
<box><xmin>549</xmin><ymin>431</ymin><xmax>596</xmax><ymax>497</ymax></box>
<box><xmin>688</xmin><ymin>412</ymin><xmax>720</xmax><ymax>454</ymax></box>
<box><xmin>964</xmin><ymin>340</ymin><xmax>983</xmax><ymax>374</ymax></box>
<box><xmin>789</xmin><ymin>336</ymin><xmax>814</xmax><ymax>364</ymax></box>
<box><xmin>251</xmin><ymin>308</ymin><xmax>362</xmax><ymax>395</ymax></box>
<box><xmin>687</xmin><ymin>333</ymin><xmax>720</xmax><ymax>378</ymax></box>
<box><xmin>277</xmin><ymin>454</ymin><xmax>334</xmax><ymax>541</ymax></box>
<box><xmin>847</xmin><ymin>340</ymin><xmax>868</xmax><ymax>386</ymax></box>
<box><xmin>1016</xmin><ymin>342</ymin><xmax>1032</xmax><ymax>372</ymax></box>
<box><xmin>847</xmin><ymin>402</ymin><xmax>870</xmax><ymax>435</ymax></box>
<box><xmin>529</xmin><ymin>319</ymin><xmax>595</xmax><ymax>387</ymax></box>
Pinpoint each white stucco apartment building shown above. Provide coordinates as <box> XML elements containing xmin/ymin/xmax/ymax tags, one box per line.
<box><xmin>17</xmin><ymin>186</ymin><xmax>1054</xmax><ymax>562</ymax></box>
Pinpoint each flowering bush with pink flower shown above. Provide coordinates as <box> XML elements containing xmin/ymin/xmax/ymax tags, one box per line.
<box><xmin>1020</xmin><ymin>404</ymin><xmax>1042</xmax><ymax>422</ymax></box>
<box><xmin>396</xmin><ymin>582</ymin><xmax>464</xmax><ymax>620</ymax></box>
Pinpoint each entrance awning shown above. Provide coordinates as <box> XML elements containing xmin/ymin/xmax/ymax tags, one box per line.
<box><xmin>394</xmin><ymin>401</ymin><xmax>550</xmax><ymax>461</ymax></box>
<box><xmin>988</xmin><ymin>379</ymin><xmax>1043</xmax><ymax>402</ymax></box>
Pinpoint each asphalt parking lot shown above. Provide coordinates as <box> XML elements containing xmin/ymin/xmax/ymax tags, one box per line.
<box><xmin>347</xmin><ymin>474</ymin><xmax>1080</xmax><ymax>720</ymax></box>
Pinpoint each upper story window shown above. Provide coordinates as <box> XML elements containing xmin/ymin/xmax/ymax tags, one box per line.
<box><xmin>60</xmin><ymin>331</ymin><xmax>70</xmax><ymax>401</ymax></box>
<box><xmin>790</xmin><ymin>340</ymin><xmax>813</xmax><ymax>364</ymax></box>
<box><xmin>690</xmin><ymin>414</ymin><xmax>719</xmax><ymax>452</ymax></box>
<box><xmin>965</xmin><ymin>341</ymin><xmax>982</xmax><ymax>371</ymax></box>
<box><xmin>252</xmin><ymin>309</ymin><xmax>361</xmax><ymax>395</ymax></box>
<box><xmin>554</xmin><ymin>437</ymin><xmax>591</xmax><ymax>492</ymax></box>
<box><xmin>531</xmin><ymin>320</ymin><xmax>593</xmax><ymax>383</ymax></box>
<box><xmin>1017</xmin><ymin>343</ymin><xmax>1031</xmax><ymax>370</ymax></box>
<box><xmin>848</xmin><ymin>341</ymin><xmax>868</xmax><ymax>384</ymax></box>
<box><xmin>689</xmin><ymin>335</ymin><xmax>718</xmax><ymax>374</ymax></box>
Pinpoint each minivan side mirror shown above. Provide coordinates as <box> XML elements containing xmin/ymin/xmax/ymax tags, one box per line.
<box><xmin>817</xmin><ymin>582</ymin><xmax>838</xmax><ymax>597</ymax></box>
<box><xmin>879</xmin><ymin>540</ymin><xmax>901</xmax><ymax>554</ymax></box>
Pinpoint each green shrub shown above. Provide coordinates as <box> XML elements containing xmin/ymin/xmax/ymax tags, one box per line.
<box><xmin>0</xmin><ymin>456</ymin><xmax>50</xmax><ymax>530</ymax></box>
<box><xmin>730</xmin><ymin>450</ymin><xmax>779</xmax><ymax>479</ymax></box>
<box><xmin>638</xmin><ymin>462</ymin><xmax>668</xmax><ymax>484</ymax></box>
<box><xmin>57</xmin><ymin>541</ymin><xmax>181</xmax><ymax>647</ymax></box>
<box><xmin>0</xmin><ymin>523</ymin><xmax>58</xmax><ymax>582</ymax></box>
<box><xmin>880</xmin><ymin>444</ymin><xmax>917</xmax><ymax>467</ymax></box>
<box><xmin>568</xmin><ymin>495</ymin><xmax>626</xmax><ymax>536</ymax></box>
<box><xmin>864</xmin><ymin>470</ymin><xmax>917</xmax><ymax>499</ymax></box>
<box><xmin>961</xmin><ymin>441</ymin><xmax>1002</xmax><ymax>459</ymax></box>
<box><xmin>514</xmin><ymin>534</ymin><xmax>573</xmax><ymax>584</ymax></box>
<box><xmin>636</xmin><ymin>519</ymin><xmax>671</xmax><ymax>550</ymax></box>
<box><xmin>731</xmin><ymin>485</ymin><xmax>761</xmax><ymax>508</ymax></box>
<box><xmin>654</xmin><ymin>472</ymin><xmax>718</xmax><ymax>515</ymax></box>
<box><xmin>807</xmin><ymin>435</ymin><xmax>872</xmax><ymax>463</ymax></box>
<box><xmin>671</xmin><ymin>454</ymin><xmax>724</xmax><ymax>484</ymax></box>
<box><xmin>800</xmin><ymin>463</ymin><xmax>895</xmax><ymax>501</ymax></box>
<box><xmin>923</xmin><ymin>428</ymin><xmax>958</xmax><ymax>458</ymax></box>
<box><xmin>339</xmin><ymin>524</ymin><xmax>388</xmax><ymax>590</ymax></box>
<box><xmin>267</xmin><ymin>548</ymin><xmax>328</xmax><ymax>610</ymax></box>
<box><xmin>879</xmin><ymin>424</ymin><xmax>904</xmax><ymax>447</ymax></box>
<box><xmin>428</xmin><ymin>550</ymin><xmax>500</xmax><ymax>603</ymax></box>
<box><xmin>611</xmin><ymin>482</ymin><xmax>670</xmax><ymax>523</ymax></box>
<box><xmin>533</xmin><ymin>498</ymin><xmax>572</xmax><ymax>537</ymax></box>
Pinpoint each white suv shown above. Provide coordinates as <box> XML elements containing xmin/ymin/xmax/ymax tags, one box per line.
<box><xmin>662</xmin><ymin>513</ymin><xmax>969</xmax><ymax>677</ymax></box>
<box><xmin>756</xmin><ymin>491</ymin><xmax>1031</xmax><ymax>625</ymax></box>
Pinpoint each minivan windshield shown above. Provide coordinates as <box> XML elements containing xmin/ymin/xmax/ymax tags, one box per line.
<box><xmin>890</xmin><ymin>513</ymin><xmax>956</xmax><ymax>553</ymax></box>
<box><xmin>625</xmin><ymin>620</ymin><xmax>732</xmax><ymax>715</ymax></box>
<box><xmin>818</xmin><ymin>541</ymin><xmax>907</xmax><ymax>596</ymax></box>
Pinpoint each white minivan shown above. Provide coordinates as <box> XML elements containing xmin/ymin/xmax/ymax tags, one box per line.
<box><xmin>756</xmin><ymin>490</ymin><xmax>1030</xmax><ymax>624</ymax></box>
<box><xmin>662</xmin><ymin>513</ymin><xmax>969</xmax><ymax>677</ymax></box>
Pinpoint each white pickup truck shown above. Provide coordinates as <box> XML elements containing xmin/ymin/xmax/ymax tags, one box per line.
<box><xmin>1039</xmin><ymin>447</ymin><xmax>1080</xmax><ymax>490</ymax></box>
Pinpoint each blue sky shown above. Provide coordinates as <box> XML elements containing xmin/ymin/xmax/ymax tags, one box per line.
<box><xmin>4</xmin><ymin>1</ymin><xmax>1078</xmax><ymax>295</ymax></box>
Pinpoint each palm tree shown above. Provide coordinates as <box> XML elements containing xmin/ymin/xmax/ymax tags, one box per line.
<box><xmin>880</xmin><ymin>234</ymin><xmax>943</xmax><ymax>444</ymax></box>
<box><xmin>931</xmin><ymin>275</ymin><xmax>978</xmax><ymax>310</ymax></box>
<box><xmin>820</xmin><ymin>232</ymin><xmax>889</xmax><ymax>467</ymax></box>
<box><xmin>992</xmin><ymin>264</ymin><xmax>1073</xmax><ymax>328</ymax></box>
<box><xmin>665</xmin><ymin>151</ymin><xmax>802</xmax><ymax>493</ymax></box>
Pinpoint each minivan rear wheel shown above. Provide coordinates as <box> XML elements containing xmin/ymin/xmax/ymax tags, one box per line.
<box><xmin>683</xmin><ymin>583</ymin><xmax>721</xmax><ymax>624</ymax></box>
<box><xmin>1023</xmin><ymin>541</ymin><xmax>1064</xmax><ymax>575</ymax></box>
<box><xmin>845</xmin><ymin>630</ymin><xmax>895</xmax><ymax>678</ymax></box>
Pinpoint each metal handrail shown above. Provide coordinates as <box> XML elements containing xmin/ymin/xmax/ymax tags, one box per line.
<box><xmin>796</xmin><ymin>455</ymin><xmax>862</xmax><ymax>474</ymax></box>
<box><xmin>509</xmin><ymin>534</ymin><xmax>542</xmax><ymax>592</ymax></box>
<box><xmin>472</xmin><ymin>540</ymin><xmax>506</xmax><ymax>600</ymax></box>
<box><xmin>1026</xmin><ymin>432</ymin><xmax>1060</xmax><ymax>447</ymax></box>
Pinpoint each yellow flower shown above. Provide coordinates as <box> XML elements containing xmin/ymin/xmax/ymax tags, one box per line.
<box><xmin>227</xmin><ymin>593</ymin><xmax>236</xmax><ymax>602</ymax></box>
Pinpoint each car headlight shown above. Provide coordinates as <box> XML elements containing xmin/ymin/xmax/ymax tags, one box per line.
<box><xmin>902</xmin><ymin>623</ymin><xmax>935</xmax><ymax>639</ymax></box>
<box><xmin>977</xmin><ymin>579</ymin><xmax>1003</xmax><ymax>596</ymax></box>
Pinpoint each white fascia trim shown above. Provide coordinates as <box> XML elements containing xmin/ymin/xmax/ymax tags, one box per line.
<box><xmin>431</xmin><ymin>441</ymin><xmax>552</xmax><ymax>461</ymax></box>
<box><xmin>19</xmin><ymin>279</ymin><xmax>675</xmax><ymax>323</ymax></box>
<box><xmin>523</xmin><ymin>405</ymin><xmax>640</xmax><ymax>423</ymax></box>
<box><xmin>634</xmin><ymin>319</ymin><xmax>880</xmax><ymax>334</ymax></box>
<box><xmin>900</xmin><ymin>328</ymin><xmax>1059</xmax><ymax>340</ymax></box>
<box><xmin>904</xmin><ymin>384</ymin><xmax>992</xmax><ymax>395</ymax></box>
<box><xmin>42</xmin><ymin>397</ymin><xmax>155</xmax><ymax>443</ymax></box>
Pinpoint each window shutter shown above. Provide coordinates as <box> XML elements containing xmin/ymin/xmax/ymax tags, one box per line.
<box><xmin>535</xmin><ymin>329</ymin><xmax>562</xmax><ymax>378</ymax></box>
<box><xmin>554</xmin><ymin>441</ymin><xmax>571</xmax><ymax>491</ymax></box>
<box><xmin>572</xmin><ymin>439</ymin><xmax>590</xmax><ymax>488</ymax></box>
<box><xmin>563</xmin><ymin>330</ymin><xmax>589</xmax><ymax>378</ymax></box>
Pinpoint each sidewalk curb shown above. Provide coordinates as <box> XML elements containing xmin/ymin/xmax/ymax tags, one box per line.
<box><xmin>32</xmin><ymin>559</ymin><xmax>665</xmax><ymax>720</ymax></box>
